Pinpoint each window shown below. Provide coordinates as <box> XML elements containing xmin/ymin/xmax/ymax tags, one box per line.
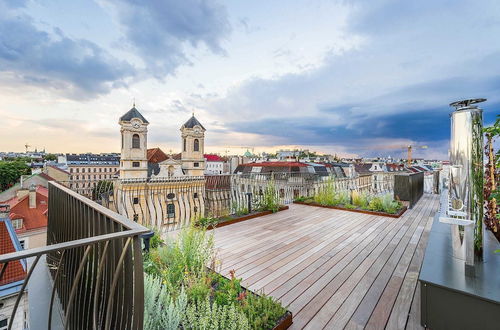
<box><xmin>133</xmin><ymin>214</ymin><xmax>139</xmax><ymax>222</ymax></box>
<box><xmin>76</xmin><ymin>168</ymin><xmax>79</xmax><ymax>173</ymax></box>
<box><xmin>82</xmin><ymin>168</ymin><xmax>85</xmax><ymax>173</ymax></box>
<box><xmin>0</xmin><ymin>318</ymin><xmax>7</xmax><ymax>330</ymax></box>
<box><xmin>167</xmin><ymin>204</ymin><xmax>175</xmax><ymax>217</ymax></box>
<box><xmin>194</xmin><ymin>162</ymin><xmax>199</xmax><ymax>167</ymax></box>
<box><xmin>279</xmin><ymin>189</ymin><xmax>285</xmax><ymax>198</ymax></box>
<box><xmin>133</xmin><ymin>197</ymin><xmax>139</xmax><ymax>205</ymax></box>
<box><xmin>193</xmin><ymin>193</ymin><xmax>198</xmax><ymax>198</ymax></box>
<box><xmin>132</xmin><ymin>161</ymin><xmax>140</xmax><ymax>168</ymax></box>
<box><xmin>193</xmin><ymin>139</ymin><xmax>199</xmax><ymax>152</ymax></box>
<box><xmin>194</xmin><ymin>206</ymin><xmax>198</xmax><ymax>213</ymax></box>
<box><xmin>132</xmin><ymin>134</ymin><xmax>140</xmax><ymax>148</ymax></box>
<box><xmin>12</xmin><ymin>218</ymin><xmax>23</xmax><ymax>230</ymax></box>
<box><xmin>19</xmin><ymin>240</ymin><xmax>25</xmax><ymax>249</ymax></box>
<box><xmin>166</xmin><ymin>193</ymin><xmax>175</xmax><ymax>199</ymax></box>
<box><xmin>183</xmin><ymin>138</ymin><xmax>186</xmax><ymax>152</ymax></box>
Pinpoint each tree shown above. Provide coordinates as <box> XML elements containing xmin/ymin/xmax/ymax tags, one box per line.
<box><xmin>44</xmin><ymin>153</ymin><xmax>57</xmax><ymax>161</ymax></box>
<box><xmin>0</xmin><ymin>161</ymin><xmax>31</xmax><ymax>191</ymax></box>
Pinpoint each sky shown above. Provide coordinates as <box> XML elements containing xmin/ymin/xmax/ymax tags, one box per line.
<box><xmin>0</xmin><ymin>0</ymin><xmax>499</xmax><ymax>159</ymax></box>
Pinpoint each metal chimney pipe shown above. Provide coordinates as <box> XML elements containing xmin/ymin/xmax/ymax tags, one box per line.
<box><xmin>449</xmin><ymin>98</ymin><xmax>485</xmax><ymax>275</ymax></box>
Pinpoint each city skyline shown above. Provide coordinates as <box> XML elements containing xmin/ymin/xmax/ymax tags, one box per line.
<box><xmin>1</xmin><ymin>0</ymin><xmax>499</xmax><ymax>159</ymax></box>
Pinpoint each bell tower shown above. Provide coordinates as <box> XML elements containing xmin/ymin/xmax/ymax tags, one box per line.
<box><xmin>119</xmin><ymin>106</ymin><xmax>149</xmax><ymax>180</ymax></box>
<box><xmin>181</xmin><ymin>114</ymin><xmax>206</xmax><ymax>176</ymax></box>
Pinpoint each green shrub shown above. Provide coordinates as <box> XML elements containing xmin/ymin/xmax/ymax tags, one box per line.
<box><xmin>336</xmin><ymin>191</ymin><xmax>350</xmax><ymax>205</ymax></box>
<box><xmin>314</xmin><ymin>177</ymin><xmax>336</xmax><ymax>205</ymax></box>
<box><xmin>144</xmin><ymin>274</ymin><xmax>187</xmax><ymax>330</ymax></box>
<box><xmin>240</xmin><ymin>292</ymin><xmax>287</xmax><ymax>330</ymax></box>
<box><xmin>183</xmin><ymin>297</ymin><xmax>250</xmax><ymax>330</ymax></box>
<box><xmin>368</xmin><ymin>197</ymin><xmax>384</xmax><ymax>212</ymax></box>
<box><xmin>147</xmin><ymin>226</ymin><xmax>214</xmax><ymax>294</ymax></box>
<box><xmin>352</xmin><ymin>191</ymin><xmax>369</xmax><ymax>209</ymax></box>
<box><xmin>259</xmin><ymin>178</ymin><xmax>280</xmax><ymax>212</ymax></box>
<box><xmin>214</xmin><ymin>270</ymin><xmax>243</xmax><ymax>305</ymax></box>
<box><xmin>196</xmin><ymin>216</ymin><xmax>219</xmax><ymax>228</ymax></box>
<box><xmin>380</xmin><ymin>193</ymin><xmax>402</xmax><ymax>214</ymax></box>
<box><xmin>294</xmin><ymin>196</ymin><xmax>307</xmax><ymax>202</ymax></box>
<box><xmin>232</xmin><ymin>201</ymin><xmax>250</xmax><ymax>216</ymax></box>
<box><xmin>343</xmin><ymin>203</ymin><xmax>356</xmax><ymax>209</ymax></box>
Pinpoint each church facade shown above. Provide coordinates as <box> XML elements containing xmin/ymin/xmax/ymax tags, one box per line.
<box><xmin>112</xmin><ymin>106</ymin><xmax>207</xmax><ymax>230</ymax></box>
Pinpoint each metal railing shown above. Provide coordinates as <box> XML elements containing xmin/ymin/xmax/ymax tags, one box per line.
<box><xmin>0</xmin><ymin>181</ymin><xmax>149</xmax><ymax>330</ymax></box>
<box><xmin>59</xmin><ymin>173</ymin><xmax>394</xmax><ymax>233</ymax></box>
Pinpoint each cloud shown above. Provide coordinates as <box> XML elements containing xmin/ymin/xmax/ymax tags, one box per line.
<box><xmin>105</xmin><ymin>0</ymin><xmax>231</xmax><ymax>78</ymax></box>
<box><xmin>201</xmin><ymin>0</ymin><xmax>500</xmax><ymax>158</ymax></box>
<box><xmin>0</xmin><ymin>4</ymin><xmax>136</xmax><ymax>99</ymax></box>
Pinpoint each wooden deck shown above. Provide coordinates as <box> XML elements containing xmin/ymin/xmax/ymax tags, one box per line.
<box><xmin>212</xmin><ymin>194</ymin><xmax>440</xmax><ymax>329</ymax></box>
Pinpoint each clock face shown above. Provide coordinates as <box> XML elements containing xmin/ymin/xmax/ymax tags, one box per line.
<box><xmin>132</xmin><ymin>122</ymin><xmax>140</xmax><ymax>129</ymax></box>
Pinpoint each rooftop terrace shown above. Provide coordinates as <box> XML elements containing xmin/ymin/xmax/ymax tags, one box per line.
<box><xmin>213</xmin><ymin>194</ymin><xmax>439</xmax><ymax>329</ymax></box>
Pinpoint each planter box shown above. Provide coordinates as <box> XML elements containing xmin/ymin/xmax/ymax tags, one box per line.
<box><xmin>293</xmin><ymin>201</ymin><xmax>407</xmax><ymax>218</ymax></box>
<box><xmin>210</xmin><ymin>268</ymin><xmax>293</xmax><ymax>330</ymax></box>
<box><xmin>419</xmin><ymin>215</ymin><xmax>500</xmax><ymax>330</ymax></box>
<box><xmin>201</xmin><ymin>206</ymin><xmax>289</xmax><ymax>230</ymax></box>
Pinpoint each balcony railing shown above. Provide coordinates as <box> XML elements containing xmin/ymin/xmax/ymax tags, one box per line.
<box><xmin>60</xmin><ymin>173</ymin><xmax>394</xmax><ymax>232</ymax></box>
<box><xmin>0</xmin><ymin>181</ymin><xmax>149</xmax><ymax>330</ymax></box>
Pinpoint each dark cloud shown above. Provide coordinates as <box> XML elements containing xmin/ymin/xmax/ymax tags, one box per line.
<box><xmin>0</xmin><ymin>6</ymin><xmax>136</xmax><ymax>98</ymax></box>
<box><xmin>109</xmin><ymin>0</ymin><xmax>231</xmax><ymax>78</ymax></box>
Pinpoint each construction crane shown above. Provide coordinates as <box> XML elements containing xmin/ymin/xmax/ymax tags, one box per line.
<box><xmin>406</xmin><ymin>145</ymin><xmax>428</xmax><ymax>165</ymax></box>
<box><xmin>359</xmin><ymin>144</ymin><xmax>428</xmax><ymax>165</ymax></box>
<box><xmin>25</xmin><ymin>143</ymin><xmax>30</xmax><ymax>153</ymax></box>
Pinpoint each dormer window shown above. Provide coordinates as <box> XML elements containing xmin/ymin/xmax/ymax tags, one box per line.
<box><xmin>132</xmin><ymin>134</ymin><xmax>140</xmax><ymax>148</ymax></box>
<box><xmin>12</xmin><ymin>218</ymin><xmax>23</xmax><ymax>230</ymax></box>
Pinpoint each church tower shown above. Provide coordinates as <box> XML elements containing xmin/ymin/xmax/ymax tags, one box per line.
<box><xmin>181</xmin><ymin>114</ymin><xmax>206</xmax><ymax>176</ymax></box>
<box><xmin>119</xmin><ymin>106</ymin><xmax>149</xmax><ymax>180</ymax></box>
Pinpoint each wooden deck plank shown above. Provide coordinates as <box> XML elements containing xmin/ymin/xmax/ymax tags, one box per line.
<box><xmin>385</xmin><ymin>215</ymin><xmax>434</xmax><ymax>330</ymax></box>
<box><xmin>345</xmin><ymin>197</ymin><xmax>437</xmax><ymax>329</ymax></box>
<box><xmin>303</xmin><ymin>196</ymin><xmax>436</xmax><ymax>329</ymax></box>
<box><xmin>212</xmin><ymin>194</ymin><xmax>440</xmax><ymax>330</ymax></box>
<box><xmin>326</xmin><ymin>197</ymin><xmax>437</xmax><ymax>329</ymax></box>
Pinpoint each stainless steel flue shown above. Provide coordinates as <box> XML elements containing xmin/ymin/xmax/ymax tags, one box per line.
<box><xmin>448</xmin><ymin>98</ymin><xmax>485</xmax><ymax>273</ymax></box>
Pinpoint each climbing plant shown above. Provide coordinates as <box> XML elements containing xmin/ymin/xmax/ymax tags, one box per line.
<box><xmin>483</xmin><ymin>115</ymin><xmax>500</xmax><ymax>242</ymax></box>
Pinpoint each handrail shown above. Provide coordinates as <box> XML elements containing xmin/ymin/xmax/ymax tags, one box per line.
<box><xmin>1</xmin><ymin>180</ymin><xmax>148</xmax><ymax>330</ymax></box>
<box><xmin>0</xmin><ymin>228</ymin><xmax>147</xmax><ymax>263</ymax></box>
<box><xmin>49</xmin><ymin>181</ymin><xmax>147</xmax><ymax>231</ymax></box>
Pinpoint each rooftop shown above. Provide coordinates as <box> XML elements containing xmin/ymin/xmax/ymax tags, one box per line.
<box><xmin>212</xmin><ymin>194</ymin><xmax>439</xmax><ymax>329</ymax></box>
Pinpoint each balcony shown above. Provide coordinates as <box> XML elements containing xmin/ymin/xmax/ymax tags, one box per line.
<box><xmin>0</xmin><ymin>182</ymin><xmax>149</xmax><ymax>329</ymax></box>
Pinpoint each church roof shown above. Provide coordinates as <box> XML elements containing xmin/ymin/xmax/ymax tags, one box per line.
<box><xmin>182</xmin><ymin>115</ymin><xmax>205</xmax><ymax>130</ymax></box>
<box><xmin>147</xmin><ymin>148</ymin><xmax>168</xmax><ymax>163</ymax></box>
<box><xmin>120</xmin><ymin>107</ymin><xmax>149</xmax><ymax>124</ymax></box>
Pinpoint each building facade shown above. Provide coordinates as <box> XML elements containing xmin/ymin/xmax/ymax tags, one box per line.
<box><xmin>112</xmin><ymin>107</ymin><xmax>206</xmax><ymax>231</ymax></box>
<box><xmin>61</xmin><ymin>154</ymin><xmax>120</xmax><ymax>195</ymax></box>
<box><xmin>0</xmin><ymin>209</ymin><xmax>29</xmax><ymax>330</ymax></box>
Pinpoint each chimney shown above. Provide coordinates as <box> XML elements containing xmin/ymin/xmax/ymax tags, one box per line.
<box><xmin>29</xmin><ymin>184</ymin><xmax>36</xmax><ymax>209</ymax></box>
<box><xmin>0</xmin><ymin>204</ymin><xmax>9</xmax><ymax>219</ymax></box>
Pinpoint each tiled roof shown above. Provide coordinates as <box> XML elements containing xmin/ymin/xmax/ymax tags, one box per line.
<box><xmin>147</xmin><ymin>148</ymin><xmax>168</xmax><ymax>163</ymax></box>
<box><xmin>48</xmin><ymin>165</ymin><xmax>70</xmax><ymax>175</ymax></box>
<box><xmin>8</xmin><ymin>187</ymin><xmax>48</xmax><ymax>232</ymax></box>
<box><xmin>0</xmin><ymin>220</ymin><xmax>26</xmax><ymax>287</ymax></box>
<box><xmin>354</xmin><ymin>163</ymin><xmax>372</xmax><ymax>175</ymax></box>
<box><xmin>204</xmin><ymin>154</ymin><xmax>223</xmax><ymax>162</ymax></box>
<box><xmin>38</xmin><ymin>173</ymin><xmax>56</xmax><ymax>181</ymax></box>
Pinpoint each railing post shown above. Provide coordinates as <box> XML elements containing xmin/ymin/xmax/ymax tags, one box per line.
<box><xmin>246</xmin><ymin>192</ymin><xmax>253</xmax><ymax>213</ymax></box>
